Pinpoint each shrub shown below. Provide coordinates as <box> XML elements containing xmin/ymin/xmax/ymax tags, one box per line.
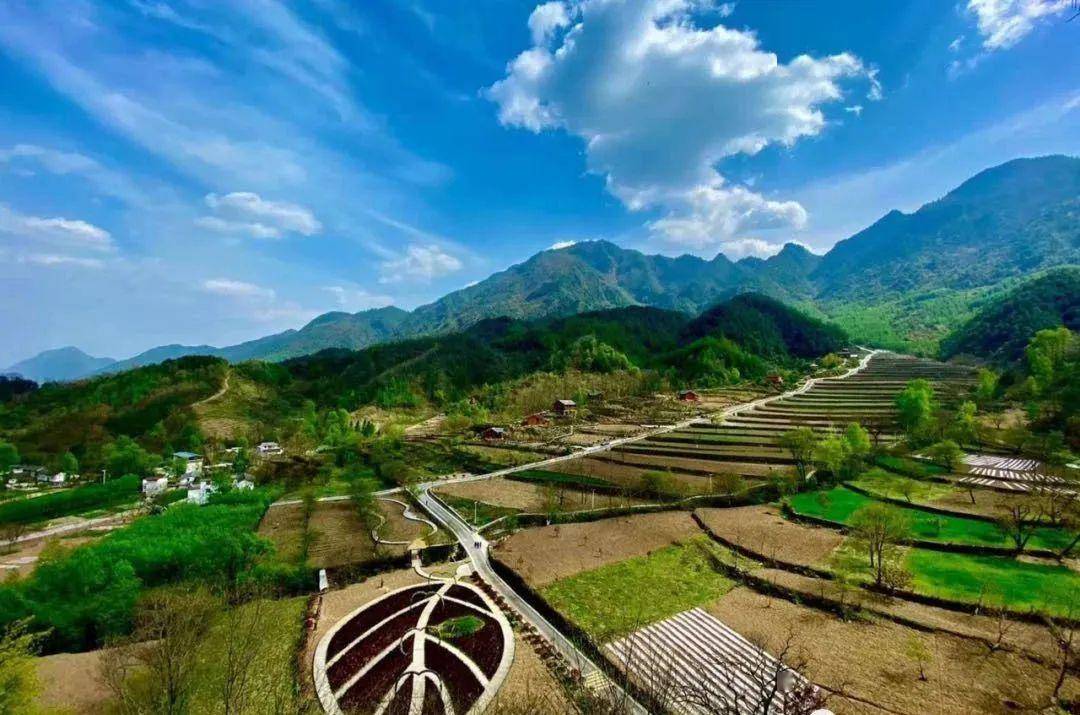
<box><xmin>0</xmin><ymin>475</ymin><xmax>141</xmax><ymax>525</ymax></box>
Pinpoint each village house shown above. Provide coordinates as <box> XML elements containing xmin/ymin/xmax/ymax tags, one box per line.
<box><xmin>766</xmin><ymin>374</ymin><xmax>785</xmax><ymax>387</ymax></box>
<box><xmin>11</xmin><ymin>465</ymin><xmax>48</xmax><ymax>483</ymax></box>
<box><xmin>187</xmin><ymin>481</ymin><xmax>216</xmax><ymax>505</ymax></box>
<box><xmin>678</xmin><ymin>389</ymin><xmax>700</xmax><ymax>403</ymax></box>
<box><xmin>256</xmin><ymin>441</ymin><xmax>284</xmax><ymax>456</ymax></box>
<box><xmin>481</xmin><ymin>426</ymin><xmax>508</xmax><ymax>440</ymax></box>
<box><xmin>173</xmin><ymin>451</ymin><xmax>204</xmax><ymax>475</ymax></box>
<box><xmin>142</xmin><ymin>476</ymin><xmax>168</xmax><ymax>496</ymax></box>
<box><xmin>235</xmin><ymin>478</ymin><xmax>255</xmax><ymax>490</ymax></box>
<box><xmin>46</xmin><ymin>472</ymin><xmax>67</xmax><ymax>486</ymax></box>
<box><xmin>521</xmin><ymin>413</ymin><xmax>550</xmax><ymax>427</ymax></box>
<box><xmin>553</xmin><ymin>399</ymin><xmax>577</xmax><ymax>416</ymax></box>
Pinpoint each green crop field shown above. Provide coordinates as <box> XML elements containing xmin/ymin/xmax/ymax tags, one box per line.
<box><xmin>850</xmin><ymin>468</ymin><xmax>961</xmax><ymax>504</ymax></box>
<box><xmin>788</xmin><ymin>486</ymin><xmax>1076</xmax><ymax>552</ymax></box>
<box><xmin>906</xmin><ymin>550</ymin><xmax>1080</xmax><ymax>616</ymax></box>
<box><xmin>541</xmin><ymin>536</ymin><xmax>735</xmax><ymax>642</ymax></box>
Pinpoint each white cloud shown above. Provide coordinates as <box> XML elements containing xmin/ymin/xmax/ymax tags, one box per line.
<box><xmin>717</xmin><ymin>2</ymin><xmax>737</xmax><ymax>17</ymax></box>
<box><xmin>486</xmin><ymin>0</ymin><xmax>876</xmax><ymax>252</ymax></box>
<box><xmin>0</xmin><ymin>144</ymin><xmax>97</xmax><ymax>174</ymax></box>
<box><xmin>198</xmin><ymin>192</ymin><xmax>321</xmax><ymax>239</ymax></box>
<box><xmin>549</xmin><ymin>240</ymin><xmax>577</xmax><ymax>250</ymax></box>
<box><xmin>323</xmin><ymin>285</ymin><xmax>394</xmax><ymax>311</ymax></box>
<box><xmin>19</xmin><ymin>253</ymin><xmax>106</xmax><ymax>269</ymax></box>
<box><xmin>528</xmin><ymin>2</ymin><xmax>571</xmax><ymax>44</ymax></box>
<box><xmin>845</xmin><ymin>105</ymin><xmax>864</xmax><ymax>116</ymax></box>
<box><xmin>948</xmin><ymin>35</ymin><xmax>966</xmax><ymax>52</ymax></box>
<box><xmin>379</xmin><ymin>244</ymin><xmax>463</xmax><ymax>283</ymax></box>
<box><xmin>201</xmin><ymin>278</ymin><xmax>276</xmax><ymax>301</ymax></box>
<box><xmin>966</xmin><ymin>0</ymin><xmax>1069</xmax><ymax>51</ymax></box>
<box><xmin>0</xmin><ymin>205</ymin><xmax>114</xmax><ymax>252</ymax></box>
<box><xmin>718</xmin><ymin>238</ymin><xmax>783</xmax><ymax>260</ymax></box>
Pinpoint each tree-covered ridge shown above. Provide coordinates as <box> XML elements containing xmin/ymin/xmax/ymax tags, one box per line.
<box><xmin>940</xmin><ymin>267</ymin><xmax>1080</xmax><ymax>364</ymax></box>
<box><xmin>0</xmin><ymin>297</ymin><xmax>847</xmax><ymax>471</ymax></box>
<box><xmin>683</xmin><ymin>293</ymin><xmax>848</xmax><ymax>360</ymax></box>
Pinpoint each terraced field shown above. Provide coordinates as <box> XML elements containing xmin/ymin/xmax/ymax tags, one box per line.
<box><xmin>602</xmin><ymin>353</ymin><xmax>976</xmax><ymax>485</ymax></box>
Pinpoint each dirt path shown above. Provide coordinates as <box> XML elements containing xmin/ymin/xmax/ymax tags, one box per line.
<box><xmin>193</xmin><ymin>370</ymin><xmax>230</xmax><ymax>407</ymax></box>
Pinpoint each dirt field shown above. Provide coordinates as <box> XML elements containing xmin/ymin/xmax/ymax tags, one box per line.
<box><xmin>307</xmin><ymin>501</ymin><xmax>389</xmax><ymax>569</ymax></box>
<box><xmin>258</xmin><ymin>501</ymin><xmax>309</xmax><ymax>562</ymax></box>
<box><xmin>375</xmin><ymin>497</ymin><xmax>434</xmax><ymax>543</ymax></box>
<box><xmin>600</xmin><ymin>451</ymin><xmax>791</xmax><ymax>479</ymax></box>
<box><xmin>35</xmin><ymin>648</ymin><xmax>114</xmax><ymax>714</ymax></box>
<box><xmin>494</xmin><ymin>511</ymin><xmax>703</xmax><ymax>588</ymax></box>
<box><xmin>756</xmin><ymin>567</ymin><xmax>1060</xmax><ymax>664</ymax></box>
<box><xmin>0</xmin><ymin>534</ymin><xmax>100</xmax><ymax>578</ymax></box>
<box><xmin>707</xmin><ymin>587</ymin><xmax>1078</xmax><ymax>715</ymax></box>
<box><xmin>695</xmin><ymin>505</ymin><xmax>844</xmax><ymax>568</ymax></box>
<box><xmin>435</xmin><ymin>478</ymin><xmax>649</xmax><ymax>512</ymax></box>
<box><xmin>547</xmin><ymin>457</ymin><xmax>719</xmax><ymax>495</ymax></box>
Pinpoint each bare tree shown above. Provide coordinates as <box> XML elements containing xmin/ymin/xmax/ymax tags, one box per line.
<box><xmin>102</xmin><ymin>587</ymin><xmax>220</xmax><ymax>715</ymax></box>
<box><xmin>1044</xmin><ymin>599</ymin><xmax>1079</xmax><ymax>705</ymax></box>
<box><xmin>994</xmin><ymin>495</ymin><xmax>1038</xmax><ymax>553</ymax></box>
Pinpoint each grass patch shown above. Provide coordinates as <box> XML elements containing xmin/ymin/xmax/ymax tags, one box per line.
<box><xmin>906</xmin><ymin>550</ymin><xmax>1080</xmax><ymax>617</ymax></box>
<box><xmin>509</xmin><ymin>469</ymin><xmax>615</xmax><ymax>490</ymax></box>
<box><xmin>541</xmin><ymin>536</ymin><xmax>735</xmax><ymax>642</ymax></box>
<box><xmin>875</xmin><ymin>455</ymin><xmax>947</xmax><ymax>479</ymax></box>
<box><xmin>439</xmin><ymin>495</ymin><xmax>520</xmax><ymax>527</ymax></box>
<box><xmin>432</xmin><ymin>615</ymin><xmax>485</xmax><ymax>640</ymax></box>
<box><xmin>190</xmin><ymin>596</ymin><xmax>309</xmax><ymax>712</ymax></box>
<box><xmin>788</xmin><ymin>486</ymin><xmax>1076</xmax><ymax>552</ymax></box>
<box><xmin>850</xmin><ymin>468</ymin><xmax>960</xmax><ymax>504</ymax></box>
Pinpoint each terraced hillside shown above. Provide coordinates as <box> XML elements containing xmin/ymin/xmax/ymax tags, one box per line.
<box><xmin>594</xmin><ymin>353</ymin><xmax>976</xmax><ymax>485</ymax></box>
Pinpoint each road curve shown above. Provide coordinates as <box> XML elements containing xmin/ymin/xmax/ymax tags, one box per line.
<box><xmin>413</xmin><ymin>349</ymin><xmax>880</xmax><ymax>713</ymax></box>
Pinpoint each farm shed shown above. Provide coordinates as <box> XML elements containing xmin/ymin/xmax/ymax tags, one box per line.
<box><xmin>677</xmin><ymin>389</ymin><xmax>700</xmax><ymax>402</ymax></box>
<box><xmin>553</xmin><ymin>399</ymin><xmax>577</xmax><ymax>415</ymax></box>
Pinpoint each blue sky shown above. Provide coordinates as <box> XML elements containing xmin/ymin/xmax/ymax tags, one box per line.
<box><xmin>0</xmin><ymin>0</ymin><xmax>1077</xmax><ymax>366</ymax></box>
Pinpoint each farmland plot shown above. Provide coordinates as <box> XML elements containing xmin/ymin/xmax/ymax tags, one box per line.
<box><xmin>607</xmin><ymin>608</ymin><xmax>812</xmax><ymax>715</ymax></box>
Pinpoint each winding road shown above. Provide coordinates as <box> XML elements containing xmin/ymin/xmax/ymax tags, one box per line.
<box><xmin>411</xmin><ymin>349</ymin><xmax>880</xmax><ymax>713</ymax></box>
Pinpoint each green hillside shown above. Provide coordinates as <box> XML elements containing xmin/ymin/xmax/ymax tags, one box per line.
<box><xmin>941</xmin><ymin>267</ymin><xmax>1080</xmax><ymax>363</ymax></box>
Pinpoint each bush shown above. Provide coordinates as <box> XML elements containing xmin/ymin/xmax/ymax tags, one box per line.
<box><xmin>0</xmin><ymin>475</ymin><xmax>141</xmax><ymax>525</ymax></box>
<box><xmin>0</xmin><ymin>489</ymin><xmax>283</xmax><ymax>653</ymax></box>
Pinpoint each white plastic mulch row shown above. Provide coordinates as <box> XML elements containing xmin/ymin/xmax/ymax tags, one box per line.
<box><xmin>957</xmin><ymin>476</ymin><xmax>1076</xmax><ymax>495</ymax></box>
<box><xmin>963</xmin><ymin>455</ymin><xmax>1042</xmax><ymax>472</ymax></box>
<box><xmin>606</xmin><ymin>608</ymin><xmax>804</xmax><ymax>715</ymax></box>
<box><xmin>967</xmin><ymin>466</ymin><xmax>1064</xmax><ymax>483</ymax></box>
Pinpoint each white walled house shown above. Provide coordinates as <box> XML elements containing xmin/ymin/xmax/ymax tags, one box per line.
<box><xmin>256</xmin><ymin>441</ymin><xmax>283</xmax><ymax>456</ymax></box>
<box><xmin>186</xmin><ymin>481</ymin><xmax>216</xmax><ymax>505</ymax></box>
<box><xmin>142</xmin><ymin>477</ymin><xmax>168</xmax><ymax>496</ymax></box>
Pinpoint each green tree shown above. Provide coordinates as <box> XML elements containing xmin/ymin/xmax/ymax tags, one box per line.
<box><xmin>926</xmin><ymin>440</ymin><xmax>963</xmax><ymax>471</ymax></box>
<box><xmin>780</xmin><ymin>428</ymin><xmax>818</xmax><ymax>481</ymax></box>
<box><xmin>0</xmin><ymin>442</ymin><xmax>19</xmax><ymax>473</ymax></box>
<box><xmin>949</xmin><ymin>401</ymin><xmax>978</xmax><ymax>445</ymax></box>
<box><xmin>842</xmin><ymin>423</ymin><xmax>872</xmax><ymax>476</ymax></box>
<box><xmin>231</xmin><ymin>445</ymin><xmax>251</xmax><ymax>477</ymax></box>
<box><xmin>0</xmin><ymin>620</ymin><xmax>41</xmax><ymax>714</ymax></box>
<box><xmin>551</xmin><ymin>335</ymin><xmax>635</xmax><ymax>374</ymax></box>
<box><xmin>1026</xmin><ymin>327</ymin><xmax>1074</xmax><ymax>393</ymax></box>
<box><xmin>850</xmin><ymin>503</ymin><xmax>911</xmax><ymax>587</ymax></box>
<box><xmin>813</xmin><ymin>433</ymin><xmax>848</xmax><ymax>480</ymax></box>
<box><xmin>59</xmin><ymin>451</ymin><xmax>79</xmax><ymax>476</ymax></box>
<box><xmin>895</xmin><ymin>379</ymin><xmax>936</xmax><ymax>442</ymax></box>
<box><xmin>105</xmin><ymin>437</ymin><xmax>158</xmax><ymax>478</ymax></box>
<box><xmin>974</xmin><ymin>368</ymin><xmax>998</xmax><ymax>407</ymax></box>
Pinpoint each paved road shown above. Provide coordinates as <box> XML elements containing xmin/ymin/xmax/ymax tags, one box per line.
<box><xmin>416</xmin><ymin>487</ymin><xmax>649</xmax><ymax>714</ymax></box>
<box><xmin>410</xmin><ymin>350</ymin><xmax>880</xmax><ymax>713</ymax></box>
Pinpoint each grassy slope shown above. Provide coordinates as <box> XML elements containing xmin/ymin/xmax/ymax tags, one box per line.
<box><xmin>541</xmin><ymin>537</ymin><xmax>734</xmax><ymax>642</ymax></box>
<box><xmin>788</xmin><ymin>486</ymin><xmax>1075</xmax><ymax>552</ymax></box>
<box><xmin>906</xmin><ymin>550</ymin><xmax>1080</xmax><ymax>616</ymax></box>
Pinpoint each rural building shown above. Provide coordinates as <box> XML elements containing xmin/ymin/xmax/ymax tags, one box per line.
<box><xmin>187</xmin><ymin>481</ymin><xmax>216</xmax><ymax>505</ymax></box>
<box><xmin>256</xmin><ymin>441</ymin><xmax>284</xmax><ymax>456</ymax></box>
<box><xmin>766</xmin><ymin>374</ymin><xmax>784</xmax><ymax>387</ymax></box>
<box><xmin>678</xmin><ymin>389</ymin><xmax>700</xmax><ymax>402</ymax></box>
<box><xmin>46</xmin><ymin>472</ymin><xmax>67</xmax><ymax>486</ymax></box>
<box><xmin>9</xmin><ymin>465</ymin><xmax>47</xmax><ymax>482</ymax></box>
<box><xmin>553</xmin><ymin>399</ymin><xmax>577</xmax><ymax>415</ymax></box>
<box><xmin>235</xmin><ymin>478</ymin><xmax>255</xmax><ymax>490</ymax></box>
<box><xmin>481</xmin><ymin>427</ymin><xmax>508</xmax><ymax>440</ymax></box>
<box><xmin>142</xmin><ymin>476</ymin><xmax>168</xmax><ymax>496</ymax></box>
<box><xmin>522</xmin><ymin>413</ymin><xmax>550</xmax><ymax>427</ymax></box>
<box><xmin>173</xmin><ymin>451</ymin><xmax>204</xmax><ymax>475</ymax></box>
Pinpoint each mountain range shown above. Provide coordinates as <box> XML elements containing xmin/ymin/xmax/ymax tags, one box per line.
<box><xmin>8</xmin><ymin>155</ymin><xmax>1079</xmax><ymax>382</ymax></box>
